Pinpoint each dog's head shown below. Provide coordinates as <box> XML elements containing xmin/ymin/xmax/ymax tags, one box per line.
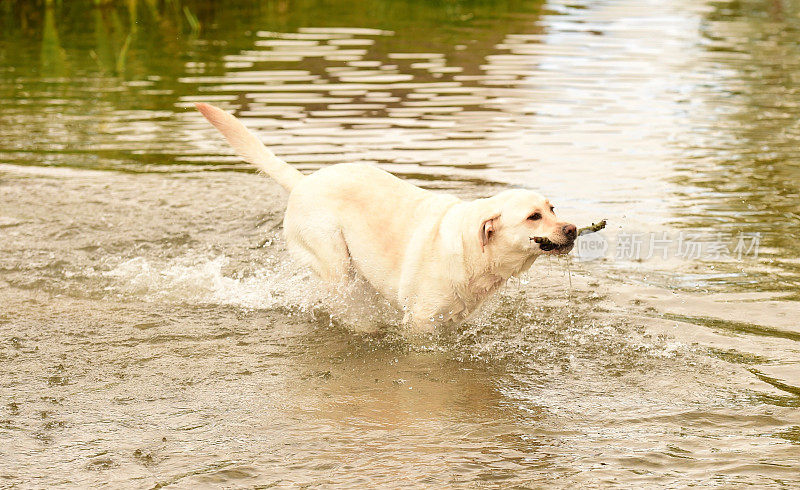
<box><xmin>478</xmin><ymin>189</ymin><xmax>576</xmax><ymax>257</ymax></box>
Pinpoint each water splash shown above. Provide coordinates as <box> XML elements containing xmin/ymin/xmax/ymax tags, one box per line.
<box><xmin>104</xmin><ymin>254</ymin><xmax>402</xmax><ymax>330</ymax></box>
<box><xmin>105</xmin><ymin>255</ymin><xmax>313</xmax><ymax>309</ymax></box>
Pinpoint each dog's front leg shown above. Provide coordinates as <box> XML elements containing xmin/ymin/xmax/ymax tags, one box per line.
<box><xmin>402</xmin><ymin>307</ymin><xmax>438</xmax><ymax>334</ymax></box>
<box><xmin>401</xmin><ymin>288</ymin><xmax>463</xmax><ymax>334</ymax></box>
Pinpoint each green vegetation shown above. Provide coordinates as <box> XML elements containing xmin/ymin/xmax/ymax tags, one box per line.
<box><xmin>2</xmin><ymin>0</ymin><xmax>207</xmax><ymax>77</ymax></box>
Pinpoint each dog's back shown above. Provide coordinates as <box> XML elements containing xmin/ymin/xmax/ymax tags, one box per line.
<box><xmin>285</xmin><ymin>163</ymin><xmax>448</xmax><ymax>301</ymax></box>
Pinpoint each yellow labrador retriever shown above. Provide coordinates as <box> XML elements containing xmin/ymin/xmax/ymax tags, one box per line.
<box><xmin>196</xmin><ymin>103</ymin><xmax>577</xmax><ymax>333</ymax></box>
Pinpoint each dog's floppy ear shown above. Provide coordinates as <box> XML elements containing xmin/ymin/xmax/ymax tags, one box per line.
<box><xmin>480</xmin><ymin>216</ymin><xmax>499</xmax><ymax>252</ymax></box>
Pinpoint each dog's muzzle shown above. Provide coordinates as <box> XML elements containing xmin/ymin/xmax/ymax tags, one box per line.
<box><xmin>532</xmin><ymin>223</ymin><xmax>577</xmax><ymax>253</ymax></box>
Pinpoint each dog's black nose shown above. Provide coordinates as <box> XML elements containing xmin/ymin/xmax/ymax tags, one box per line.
<box><xmin>563</xmin><ymin>223</ymin><xmax>577</xmax><ymax>239</ymax></box>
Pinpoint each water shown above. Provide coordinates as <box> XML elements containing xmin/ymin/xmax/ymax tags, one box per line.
<box><xmin>1</xmin><ymin>0</ymin><xmax>799</xmax><ymax>486</ymax></box>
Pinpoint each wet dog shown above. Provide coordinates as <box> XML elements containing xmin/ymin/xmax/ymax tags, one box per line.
<box><xmin>196</xmin><ymin>103</ymin><xmax>576</xmax><ymax>333</ymax></box>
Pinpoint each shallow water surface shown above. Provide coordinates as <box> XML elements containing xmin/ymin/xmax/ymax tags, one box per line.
<box><xmin>1</xmin><ymin>0</ymin><xmax>799</xmax><ymax>487</ymax></box>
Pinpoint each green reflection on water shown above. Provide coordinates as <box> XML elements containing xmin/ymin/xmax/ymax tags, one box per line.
<box><xmin>0</xmin><ymin>0</ymin><xmax>544</xmax><ymax>167</ymax></box>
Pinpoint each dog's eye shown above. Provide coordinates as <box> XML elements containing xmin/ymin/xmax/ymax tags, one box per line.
<box><xmin>528</xmin><ymin>212</ymin><xmax>542</xmax><ymax>221</ymax></box>
<box><xmin>549</xmin><ymin>206</ymin><xmax>555</xmax><ymax>213</ymax></box>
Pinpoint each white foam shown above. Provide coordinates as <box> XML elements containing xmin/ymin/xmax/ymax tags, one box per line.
<box><xmin>105</xmin><ymin>255</ymin><xmax>314</xmax><ymax>310</ymax></box>
<box><xmin>104</xmin><ymin>255</ymin><xmax>402</xmax><ymax>330</ymax></box>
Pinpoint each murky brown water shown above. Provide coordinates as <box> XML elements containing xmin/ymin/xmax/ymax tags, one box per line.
<box><xmin>1</xmin><ymin>0</ymin><xmax>799</xmax><ymax>487</ymax></box>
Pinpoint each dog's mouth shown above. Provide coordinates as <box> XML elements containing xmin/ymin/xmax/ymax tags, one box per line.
<box><xmin>531</xmin><ymin>236</ymin><xmax>574</xmax><ymax>254</ymax></box>
<box><xmin>540</xmin><ymin>242</ymin><xmax>571</xmax><ymax>252</ymax></box>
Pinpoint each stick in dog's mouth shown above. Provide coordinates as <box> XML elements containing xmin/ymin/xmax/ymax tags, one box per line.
<box><xmin>531</xmin><ymin>236</ymin><xmax>572</xmax><ymax>252</ymax></box>
<box><xmin>577</xmin><ymin>219</ymin><xmax>607</xmax><ymax>236</ymax></box>
<box><xmin>530</xmin><ymin>219</ymin><xmax>606</xmax><ymax>252</ymax></box>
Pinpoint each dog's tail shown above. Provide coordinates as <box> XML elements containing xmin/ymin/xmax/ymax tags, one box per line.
<box><xmin>195</xmin><ymin>103</ymin><xmax>304</xmax><ymax>191</ymax></box>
